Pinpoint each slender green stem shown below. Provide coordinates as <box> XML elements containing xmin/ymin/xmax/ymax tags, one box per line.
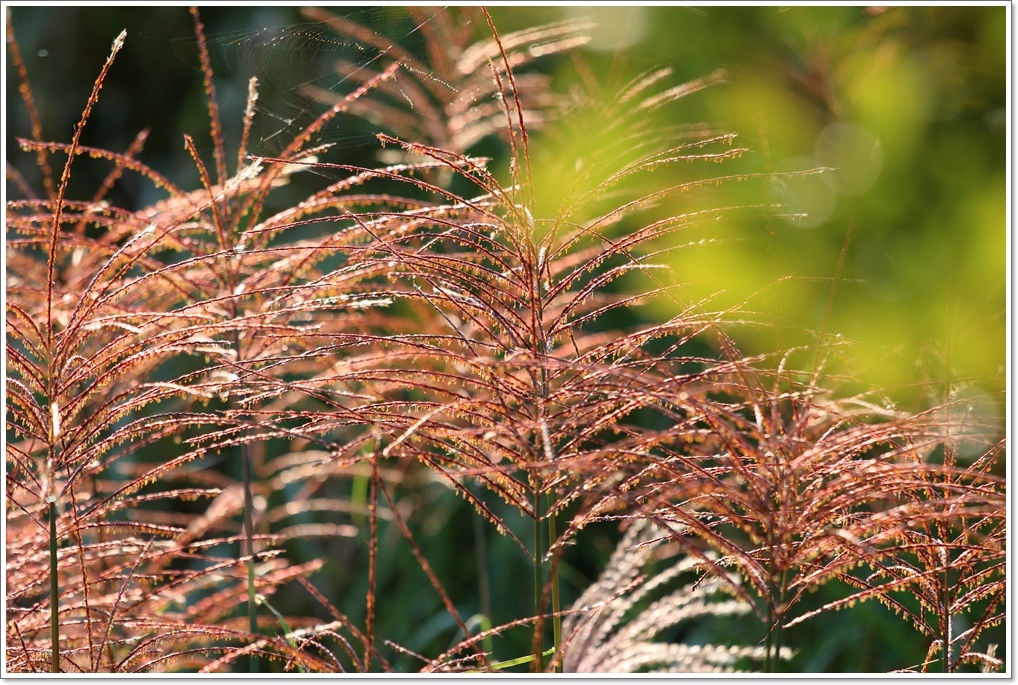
<box><xmin>548</xmin><ymin>511</ymin><xmax>561</xmax><ymax>673</ymax></box>
<box><xmin>48</xmin><ymin>499</ymin><xmax>60</xmax><ymax>673</ymax></box>
<box><xmin>942</xmin><ymin>553</ymin><xmax>952</xmax><ymax>673</ymax></box>
<box><xmin>471</xmin><ymin>482</ymin><xmax>493</xmax><ymax>656</ymax></box>
<box><xmin>260</xmin><ymin>594</ymin><xmax>305</xmax><ymax>674</ymax></box>
<box><xmin>532</xmin><ymin>480</ymin><xmax>544</xmax><ymax>673</ymax></box>
<box><xmin>771</xmin><ymin>568</ymin><xmax>789</xmax><ymax>673</ymax></box>
<box><xmin>365</xmin><ymin>452</ymin><xmax>379</xmax><ymax>671</ymax></box>
<box><xmin>468</xmin><ymin>647</ymin><xmax>554</xmax><ymax>672</ymax></box>
<box><xmin>763</xmin><ymin>598</ymin><xmax>774</xmax><ymax>673</ymax></box>
<box><xmin>763</xmin><ymin>559</ymin><xmax>779</xmax><ymax>674</ymax></box>
<box><xmin>240</xmin><ymin>443</ymin><xmax>259</xmax><ymax>673</ymax></box>
<box><xmin>760</xmin><ymin>562</ymin><xmax>792</xmax><ymax>674</ymax></box>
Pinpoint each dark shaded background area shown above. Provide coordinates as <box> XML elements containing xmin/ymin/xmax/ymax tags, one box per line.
<box><xmin>6</xmin><ymin>5</ymin><xmax>1006</xmax><ymax>673</ymax></box>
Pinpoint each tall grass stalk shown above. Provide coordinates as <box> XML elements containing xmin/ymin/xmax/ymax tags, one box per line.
<box><xmin>239</xmin><ymin>441</ymin><xmax>260</xmax><ymax>673</ymax></box>
<box><xmin>531</xmin><ymin>483</ymin><xmax>544</xmax><ymax>672</ymax></box>
<box><xmin>48</xmin><ymin>498</ymin><xmax>59</xmax><ymax>673</ymax></box>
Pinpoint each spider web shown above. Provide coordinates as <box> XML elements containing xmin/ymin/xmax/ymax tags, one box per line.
<box><xmin>175</xmin><ymin>7</ymin><xmax>472</xmax><ymax>162</ymax></box>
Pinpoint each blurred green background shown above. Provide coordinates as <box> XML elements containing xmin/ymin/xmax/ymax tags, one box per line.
<box><xmin>6</xmin><ymin>5</ymin><xmax>1007</xmax><ymax>673</ymax></box>
<box><xmin>7</xmin><ymin>5</ymin><xmax>1005</xmax><ymax>398</ymax></box>
<box><xmin>504</xmin><ymin>6</ymin><xmax>1005</xmax><ymax>407</ymax></box>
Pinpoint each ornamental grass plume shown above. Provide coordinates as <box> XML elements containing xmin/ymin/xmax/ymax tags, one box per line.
<box><xmin>6</xmin><ymin>5</ymin><xmax>1006</xmax><ymax>674</ymax></box>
